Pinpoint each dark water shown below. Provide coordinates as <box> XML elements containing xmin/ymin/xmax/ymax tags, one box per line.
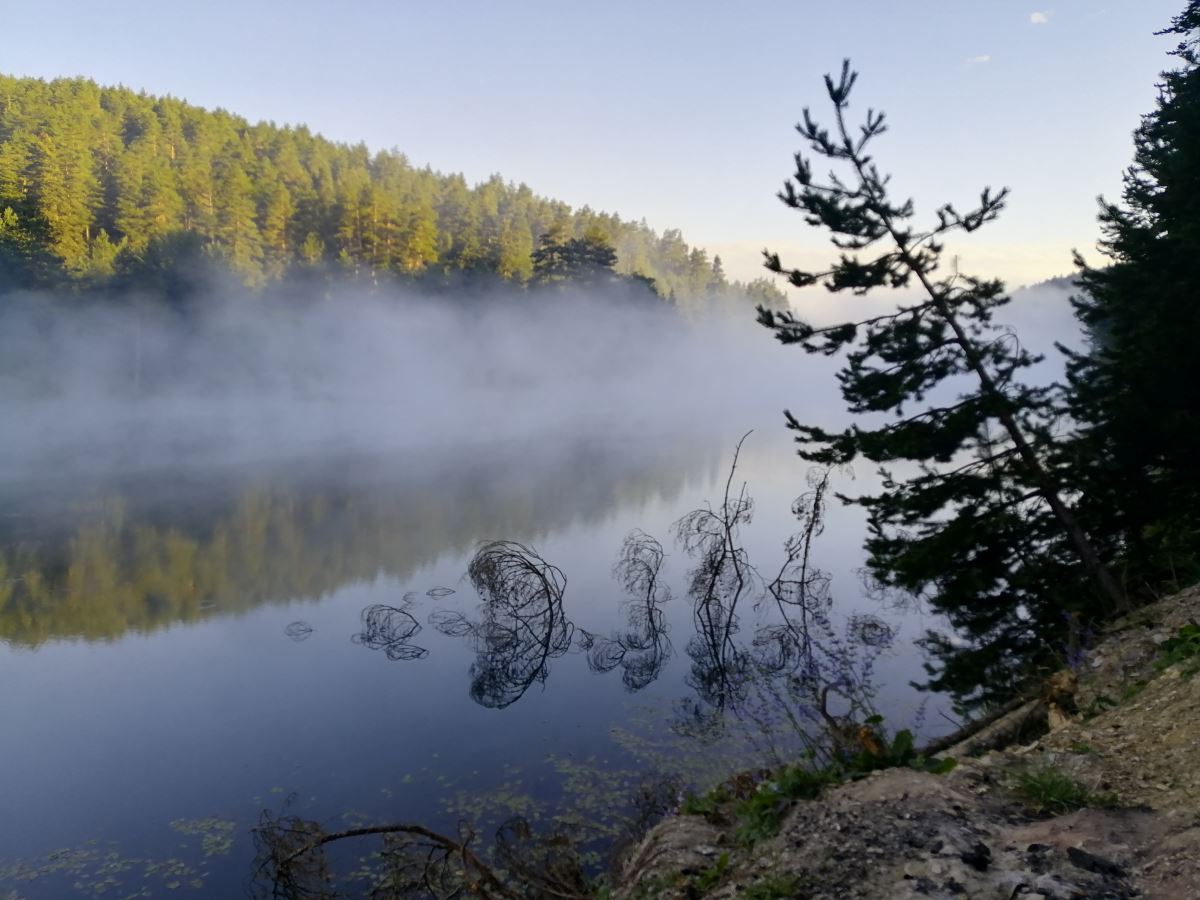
<box><xmin>0</xmin><ymin>424</ymin><xmax>948</xmax><ymax>897</ymax></box>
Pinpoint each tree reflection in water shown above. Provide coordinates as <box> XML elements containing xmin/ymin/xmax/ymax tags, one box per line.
<box><xmin>761</xmin><ymin>467</ymin><xmax>835</xmax><ymax>672</ymax></box>
<box><xmin>671</xmin><ymin>433</ymin><xmax>756</xmax><ymax>732</ymax></box>
<box><xmin>430</xmin><ymin>541</ymin><xmax>574</xmax><ymax>709</ymax></box>
<box><xmin>577</xmin><ymin>529</ymin><xmax>673</xmax><ymax>692</ymax></box>
<box><xmin>744</xmin><ymin>465</ymin><xmax>896</xmax><ymax>764</ymax></box>
<box><xmin>662</xmin><ymin>447</ymin><xmax>897</xmax><ymax>759</ymax></box>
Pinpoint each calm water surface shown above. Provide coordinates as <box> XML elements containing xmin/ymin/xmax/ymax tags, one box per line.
<box><xmin>0</xmin><ymin>425</ymin><xmax>946</xmax><ymax>897</ymax></box>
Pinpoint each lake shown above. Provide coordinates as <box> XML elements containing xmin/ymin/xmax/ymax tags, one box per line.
<box><xmin>0</xmin><ymin>298</ymin><xmax>950</xmax><ymax>897</ymax></box>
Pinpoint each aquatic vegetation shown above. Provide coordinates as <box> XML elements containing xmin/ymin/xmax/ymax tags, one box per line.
<box><xmin>352</xmin><ymin>603</ymin><xmax>428</xmax><ymax>661</ymax></box>
<box><xmin>169</xmin><ymin>817</ymin><xmax>237</xmax><ymax>857</ymax></box>
<box><xmin>578</xmin><ymin>530</ymin><xmax>673</xmax><ymax>692</ymax></box>
<box><xmin>431</xmin><ymin>540</ymin><xmax>574</xmax><ymax>709</ymax></box>
<box><xmin>0</xmin><ymin>824</ymin><xmax>233</xmax><ymax>898</ymax></box>
<box><xmin>284</xmin><ymin>620</ymin><xmax>313</xmax><ymax>642</ymax></box>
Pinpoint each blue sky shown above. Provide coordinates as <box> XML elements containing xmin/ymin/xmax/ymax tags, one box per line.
<box><xmin>3</xmin><ymin>0</ymin><xmax>1183</xmax><ymax>285</ymax></box>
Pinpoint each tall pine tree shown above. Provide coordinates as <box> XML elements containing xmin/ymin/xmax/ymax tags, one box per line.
<box><xmin>759</xmin><ymin>62</ymin><xmax>1123</xmax><ymax>707</ymax></box>
<box><xmin>1066</xmin><ymin>1</ymin><xmax>1200</xmax><ymax>594</ymax></box>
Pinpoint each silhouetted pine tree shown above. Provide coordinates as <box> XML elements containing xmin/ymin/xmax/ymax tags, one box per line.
<box><xmin>1066</xmin><ymin>1</ymin><xmax>1200</xmax><ymax>595</ymax></box>
<box><xmin>759</xmin><ymin>62</ymin><xmax>1124</xmax><ymax>707</ymax></box>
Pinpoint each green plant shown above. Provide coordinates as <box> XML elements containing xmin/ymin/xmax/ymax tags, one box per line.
<box><xmin>734</xmin><ymin>766</ymin><xmax>832</xmax><ymax>845</ymax></box>
<box><xmin>693</xmin><ymin>852</ymin><xmax>730</xmax><ymax>892</ymax></box>
<box><xmin>839</xmin><ymin>721</ymin><xmax>957</xmax><ymax>776</ymax></box>
<box><xmin>1156</xmin><ymin>620</ymin><xmax>1200</xmax><ymax>676</ymax></box>
<box><xmin>744</xmin><ymin>874</ymin><xmax>806</xmax><ymax>899</ymax></box>
<box><xmin>1011</xmin><ymin>767</ymin><xmax>1117</xmax><ymax>816</ymax></box>
<box><xmin>1066</xmin><ymin>1</ymin><xmax>1200</xmax><ymax>601</ymax></box>
<box><xmin>679</xmin><ymin>783</ymin><xmax>730</xmax><ymax>818</ymax></box>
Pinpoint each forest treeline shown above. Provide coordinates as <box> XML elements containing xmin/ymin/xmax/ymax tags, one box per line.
<box><xmin>0</xmin><ymin>74</ymin><xmax>785</xmax><ymax>309</ymax></box>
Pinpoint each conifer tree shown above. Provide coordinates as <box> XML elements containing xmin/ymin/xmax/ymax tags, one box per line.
<box><xmin>758</xmin><ymin>62</ymin><xmax>1124</xmax><ymax>705</ymax></box>
<box><xmin>397</xmin><ymin>194</ymin><xmax>439</xmax><ymax>273</ymax></box>
<box><xmin>531</xmin><ymin>225</ymin><xmax>619</xmax><ymax>287</ymax></box>
<box><xmin>33</xmin><ymin>96</ymin><xmax>98</xmax><ymax>273</ymax></box>
<box><xmin>1066</xmin><ymin>1</ymin><xmax>1200</xmax><ymax>593</ymax></box>
<box><xmin>496</xmin><ymin>217</ymin><xmax>534</xmax><ymax>281</ymax></box>
<box><xmin>213</xmin><ymin>161</ymin><xmax>263</xmax><ymax>280</ymax></box>
<box><xmin>530</xmin><ymin>223</ymin><xmax>572</xmax><ymax>285</ymax></box>
<box><xmin>0</xmin><ymin>206</ymin><xmax>44</xmax><ymax>286</ymax></box>
<box><xmin>259</xmin><ymin>181</ymin><xmax>295</xmax><ymax>278</ymax></box>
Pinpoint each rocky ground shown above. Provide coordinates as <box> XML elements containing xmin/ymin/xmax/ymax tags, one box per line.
<box><xmin>611</xmin><ymin>585</ymin><xmax>1200</xmax><ymax>899</ymax></box>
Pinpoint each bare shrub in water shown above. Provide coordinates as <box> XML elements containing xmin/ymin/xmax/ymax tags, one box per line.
<box><xmin>352</xmin><ymin>604</ymin><xmax>429</xmax><ymax>661</ymax></box>
<box><xmin>578</xmin><ymin>529</ymin><xmax>673</xmax><ymax>691</ymax></box>
<box><xmin>431</xmin><ymin>540</ymin><xmax>574</xmax><ymax>709</ymax></box>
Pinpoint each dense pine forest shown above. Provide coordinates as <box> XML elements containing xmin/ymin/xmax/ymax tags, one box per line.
<box><xmin>0</xmin><ymin>74</ymin><xmax>785</xmax><ymax>308</ymax></box>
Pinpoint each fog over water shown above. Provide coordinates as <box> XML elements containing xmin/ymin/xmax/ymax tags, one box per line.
<box><xmin>0</xmin><ymin>285</ymin><xmax>818</xmax><ymax>479</ymax></box>
<box><xmin>0</xmin><ymin>274</ymin><xmax>1086</xmax><ymax>477</ymax></box>
<box><xmin>0</xmin><ymin>276</ymin><xmax>1087</xmax><ymax>896</ymax></box>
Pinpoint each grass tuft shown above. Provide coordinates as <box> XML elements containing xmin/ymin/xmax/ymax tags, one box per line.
<box><xmin>1011</xmin><ymin>766</ymin><xmax>1117</xmax><ymax>816</ymax></box>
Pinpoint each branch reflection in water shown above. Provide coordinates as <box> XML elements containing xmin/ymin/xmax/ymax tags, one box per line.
<box><xmin>577</xmin><ymin>529</ymin><xmax>672</xmax><ymax>692</ymax></box>
<box><xmin>284</xmin><ymin>620</ymin><xmax>314</xmax><ymax>642</ymax></box>
<box><xmin>340</xmin><ymin>448</ymin><xmax>895</xmax><ymax>749</ymax></box>
<box><xmin>430</xmin><ymin>540</ymin><xmax>574</xmax><ymax>709</ymax></box>
<box><xmin>662</xmin><ymin>445</ymin><xmax>897</xmax><ymax>766</ymax></box>
<box><xmin>352</xmin><ymin>594</ymin><xmax>429</xmax><ymax>661</ymax></box>
<box><xmin>260</xmin><ymin>447</ymin><xmax>906</xmax><ymax>896</ymax></box>
<box><xmin>672</xmin><ymin>432</ymin><xmax>756</xmax><ymax>732</ymax></box>
<box><xmin>742</xmin><ymin>464</ymin><xmax>896</xmax><ymax>767</ymax></box>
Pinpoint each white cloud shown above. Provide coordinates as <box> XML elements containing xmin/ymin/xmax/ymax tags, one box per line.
<box><xmin>1030</xmin><ymin>11</ymin><xmax>1050</xmax><ymax>24</ymax></box>
<box><xmin>967</xmin><ymin>54</ymin><xmax>992</xmax><ymax>65</ymax></box>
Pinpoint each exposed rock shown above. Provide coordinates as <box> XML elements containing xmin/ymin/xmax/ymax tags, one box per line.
<box><xmin>614</xmin><ymin>767</ymin><xmax>1138</xmax><ymax>899</ymax></box>
<box><xmin>611</xmin><ymin>584</ymin><xmax>1200</xmax><ymax>899</ymax></box>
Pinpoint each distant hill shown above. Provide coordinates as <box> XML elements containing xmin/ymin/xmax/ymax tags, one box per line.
<box><xmin>0</xmin><ymin>74</ymin><xmax>786</xmax><ymax>309</ymax></box>
<box><xmin>1019</xmin><ymin>274</ymin><xmax>1080</xmax><ymax>293</ymax></box>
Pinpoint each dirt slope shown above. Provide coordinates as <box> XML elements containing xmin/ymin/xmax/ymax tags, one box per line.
<box><xmin>613</xmin><ymin>585</ymin><xmax>1200</xmax><ymax>899</ymax></box>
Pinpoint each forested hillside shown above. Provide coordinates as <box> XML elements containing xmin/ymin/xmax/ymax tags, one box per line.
<box><xmin>0</xmin><ymin>74</ymin><xmax>784</xmax><ymax>308</ymax></box>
